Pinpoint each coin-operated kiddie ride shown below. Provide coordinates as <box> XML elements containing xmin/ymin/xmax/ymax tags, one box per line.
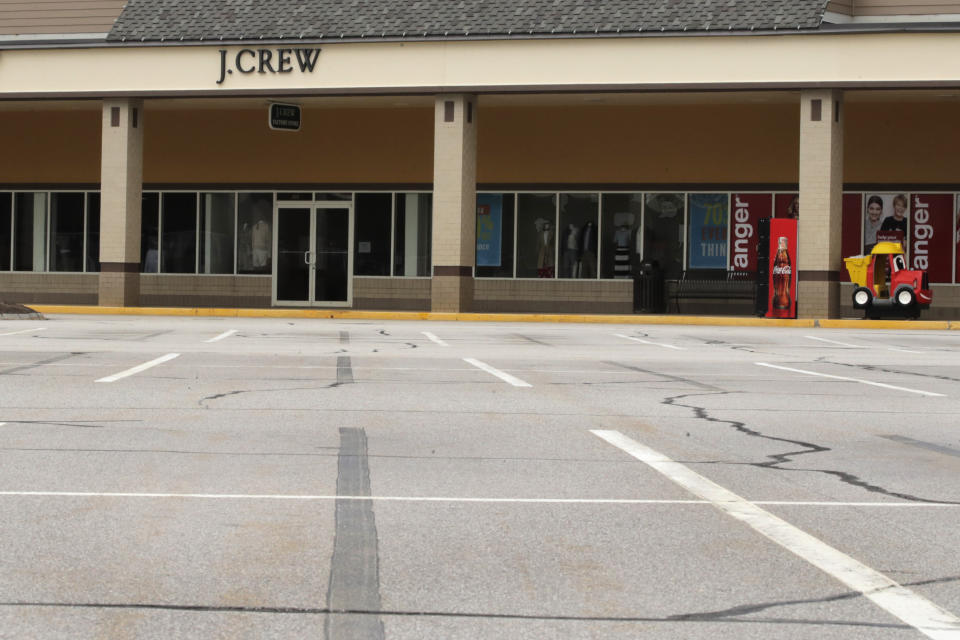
<box><xmin>844</xmin><ymin>242</ymin><xmax>932</xmax><ymax>319</ymax></box>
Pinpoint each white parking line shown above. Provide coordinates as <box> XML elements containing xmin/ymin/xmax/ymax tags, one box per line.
<box><xmin>756</xmin><ymin>362</ymin><xmax>944</xmax><ymax>397</ymax></box>
<box><xmin>205</xmin><ymin>329</ymin><xmax>237</xmax><ymax>343</ymax></box>
<box><xmin>463</xmin><ymin>358</ymin><xmax>532</xmax><ymax>387</ymax></box>
<box><xmin>422</xmin><ymin>331</ymin><xmax>448</xmax><ymax>347</ymax></box>
<box><xmin>0</xmin><ymin>327</ymin><xmax>47</xmax><ymax>337</ymax></box>
<box><xmin>591</xmin><ymin>429</ymin><xmax>960</xmax><ymax>640</ymax></box>
<box><xmin>805</xmin><ymin>335</ymin><xmax>862</xmax><ymax>348</ymax></box>
<box><xmin>614</xmin><ymin>334</ymin><xmax>685</xmax><ymax>350</ymax></box>
<box><xmin>95</xmin><ymin>353</ymin><xmax>181</xmax><ymax>383</ymax></box>
<box><xmin>0</xmin><ymin>491</ymin><xmax>955</xmax><ymax>507</ymax></box>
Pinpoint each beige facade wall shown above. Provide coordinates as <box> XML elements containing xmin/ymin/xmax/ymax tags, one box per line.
<box><xmin>0</xmin><ymin>273</ymin><xmax>97</xmax><ymax>304</ymax></box>
<box><xmin>6</xmin><ymin>33</ymin><xmax>960</xmax><ymax>97</ymax></box>
<box><xmin>139</xmin><ymin>275</ymin><xmax>270</xmax><ymax>307</ymax></box>
<box><xmin>473</xmin><ymin>279</ymin><xmax>633</xmax><ymax>314</ymax></box>
<box><xmin>0</xmin><ymin>0</ymin><xmax>124</xmax><ymax>36</ymax></box>
<box><xmin>354</xmin><ymin>277</ymin><xmax>430</xmax><ymax>310</ymax></box>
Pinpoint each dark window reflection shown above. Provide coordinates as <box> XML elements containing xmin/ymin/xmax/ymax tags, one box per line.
<box><xmin>354</xmin><ymin>193</ymin><xmax>391</xmax><ymax>276</ymax></box>
<box><xmin>0</xmin><ymin>193</ymin><xmax>11</xmax><ymax>271</ymax></box>
<box><xmin>49</xmin><ymin>193</ymin><xmax>85</xmax><ymax>272</ymax></box>
<box><xmin>86</xmin><ymin>193</ymin><xmax>100</xmax><ymax>272</ymax></box>
<box><xmin>161</xmin><ymin>193</ymin><xmax>197</xmax><ymax>273</ymax></box>
<box><xmin>141</xmin><ymin>193</ymin><xmax>159</xmax><ymax>273</ymax></box>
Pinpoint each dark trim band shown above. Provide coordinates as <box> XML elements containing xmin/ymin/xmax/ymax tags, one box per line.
<box><xmin>433</xmin><ymin>266</ymin><xmax>473</xmax><ymax>277</ymax></box>
<box><xmin>798</xmin><ymin>270</ymin><xmax>841</xmax><ymax>282</ymax></box>
<box><xmin>100</xmin><ymin>262</ymin><xmax>140</xmax><ymax>274</ymax></box>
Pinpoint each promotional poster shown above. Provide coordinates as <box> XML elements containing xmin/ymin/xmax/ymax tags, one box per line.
<box><xmin>765</xmin><ymin>218</ymin><xmax>798</xmax><ymax>319</ymax></box>
<box><xmin>864</xmin><ymin>193</ymin><xmax>908</xmax><ymax>252</ymax></box>
<box><xmin>476</xmin><ymin>194</ymin><xmax>503</xmax><ymax>268</ymax></box>
<box><xmin>687</xmin><ymin>193</ymin><xmax>728</xmax><ymax>269</ymax></box>
<box><xmin>774</xmin><ymin>193</ymin><xmax>799</xmax><ymax>220</ymax></box>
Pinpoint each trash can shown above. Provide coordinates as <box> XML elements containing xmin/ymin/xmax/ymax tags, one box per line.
<box><xmin>634</xmin><ymin>261</ymin><xmax>665</xmax><ymax>313</ymax></box>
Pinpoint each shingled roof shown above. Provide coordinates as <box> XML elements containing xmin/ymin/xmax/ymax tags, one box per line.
<box><xmin>107</xmin><ymin>0</ymin><xmax>829</xmax><ymax>43</ymax></box>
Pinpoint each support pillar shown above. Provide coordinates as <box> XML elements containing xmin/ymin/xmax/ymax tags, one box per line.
<box><xmin>98</xmin><ymin>99</ymin><xmax>143</xmax><ymax>306</ymax></box>
<box><xmin>431</xmin><ymin>94</ymin><xmax>477</xmax><ymax>312</ymax></box>
<box><xmin>798</xmin><ymin>89</ymin><xmax>844</xmax><ymax>318</ymax></box>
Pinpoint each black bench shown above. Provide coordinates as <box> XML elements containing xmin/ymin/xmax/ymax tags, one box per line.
<box><xmin>669</xmin><ymin>269</ymin><xmax>757</xmax><ymax>313</ymax></box>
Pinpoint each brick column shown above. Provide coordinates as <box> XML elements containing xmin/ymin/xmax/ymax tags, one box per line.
<box><xmin>431</xmin><ymin>94</ymin><xmax>477</xmax><ymax>312</ymax></box>
<box><xmin>798</xmin><ymin>90</ymin><xmax>844</xmax><ymax>318</ymax></box>
<box><xmin>98</xmin><ymin>99</ymin><xmax>143</xmax><ymax>306</ymax></box>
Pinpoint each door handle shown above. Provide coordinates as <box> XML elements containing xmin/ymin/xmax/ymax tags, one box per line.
<box><xmin>303</xmin><ymin>251</ymin><xmax>314</xmax><ymax>265</ymax></box>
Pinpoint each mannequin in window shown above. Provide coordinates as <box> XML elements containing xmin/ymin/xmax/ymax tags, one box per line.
<box><xmin>536</xmin><ymin>219</ymin><xmax>555</xmax><ymax>278</ymax></box>
<box><xmin>251</xmin><ymin>217</ymin><xmax>271</xmax><ymax>268</ymax></box>
<box><xmin>561</xmin><ymin>223</ymin><xmax>580</xmax><ymax>278</ymax></box>
<box><xmin>579</xmin><ymin>221</ymin><xmax>597</xmax><ymax>279</ymax></box>
<box><xmin>613</xmin><ymin>213</ymin><xmax>634</xmax><ymax>278</ymax></box>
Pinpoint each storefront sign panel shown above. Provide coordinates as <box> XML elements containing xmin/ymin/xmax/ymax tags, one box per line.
<box><xmin>218</xmin><ymin>48</ymin><xmax>321</xmax><ymax>85</ymax></box>
<box><xmin>729</xmin><ymin>193</ymin><xmax>771</xmax><ymax>272</ymax></box>
<box><xmin>688</xmin><ymin>193</ymin><xmax>728</xmax><ymax>269</ymax></box>
<box><xmin>476</xmin><ymin>194</ymin><xmax>503</xmax><ymax>267</ymax></box>
<box><xmin>910</xmin><ymin>194</ymin><xmax>953</xmax><ymax>282</ymax></box>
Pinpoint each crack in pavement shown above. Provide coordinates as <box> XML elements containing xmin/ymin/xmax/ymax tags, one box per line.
<box><xmin>198</xmin><ymin>383</ymin><xmax>346</xmax><ymax>408</ymax></box>
<box><xmin>824</xmin><ymin>358</ymin><xmax>960</xmax><ymax>384</ymax></box>
<box><xmin>0</xmin><ymin>353</ymin><xmax>82</xmax><ymax>376</ymax></box>
<box><xmin>0</xmin><ymin>601</ymin><xmax>909</xmax><ymax>629</ymax></box>
<box><xmin>667</xmin><ymin>391</ymin><xmax>960</xmax><ymax>504</ymax></box>
<box><xmin>669</xmin><ymin>574</ymin><xmax>960</xmax><ymax>622</ymax></box>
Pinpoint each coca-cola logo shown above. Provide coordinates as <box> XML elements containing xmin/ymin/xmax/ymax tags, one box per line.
<box><xmin>773</xmin><ymin>265</ymin><xmax>792</xmax><ymax>275</ymax></box>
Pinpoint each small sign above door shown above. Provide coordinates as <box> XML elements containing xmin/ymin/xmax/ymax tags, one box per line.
<box><xmin>269</xmin><ymin>103</ymin><xmax>301</xmax><ymax>131</ymax></box>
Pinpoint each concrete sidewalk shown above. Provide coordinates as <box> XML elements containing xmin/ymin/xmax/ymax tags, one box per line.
<box><xmin>26</xmin><ymin>304</ymin><xmax>960</xmax><ymax>330</ymax></box>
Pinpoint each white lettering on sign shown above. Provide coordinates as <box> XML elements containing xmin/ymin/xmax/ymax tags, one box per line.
<box><xmin>912</xmin><ymin>195</ymin><xmax>931</xmax><ymax>270</ymax></box>
<box><xmin>732</xmin><ymin>195</ymin><xmax>754</xmax><ymax>269</ymax></box>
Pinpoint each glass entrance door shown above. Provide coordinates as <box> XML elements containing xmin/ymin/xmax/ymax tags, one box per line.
<box><xmin>274</xmin><ymin>204</ymin><xmax>353</xmax><ymax>306</ymax></box>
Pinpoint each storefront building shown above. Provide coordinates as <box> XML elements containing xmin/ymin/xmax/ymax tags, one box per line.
<box><xmin>2</xmin><ymin>0</ymin><xmax>960</xmax><ymax>317</ymax></box>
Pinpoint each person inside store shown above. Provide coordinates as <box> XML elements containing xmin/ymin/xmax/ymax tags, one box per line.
<box><xmin>785</xmin><ymin>195</ymin><xmax>799</xmax><ymax>219</ymax></box>
<box><xmin>880</xmin><ymin>193</ymin><xmax>909</xmax><ymax>237</ymax></box>
<box><xmin>863</xmin><ymin>195</ymin><xmax>885</xmax><ymax>252</ymax></box>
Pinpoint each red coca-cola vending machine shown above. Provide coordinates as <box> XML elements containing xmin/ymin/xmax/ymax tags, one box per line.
<box><xmin>764</xmin><ymin>218</ymin><xmax>798</xmax><ymax>319</ymax></box>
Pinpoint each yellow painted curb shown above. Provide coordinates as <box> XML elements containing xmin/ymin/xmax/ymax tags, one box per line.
<box><xmin>27</xmin><ymin>305</ymin><xmax>955</xmax><ymax>329</ymax></box>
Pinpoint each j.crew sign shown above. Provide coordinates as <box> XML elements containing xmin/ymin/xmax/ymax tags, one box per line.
<box><xmin>217</xmin><ymin>48</ymin><xmax>321</xmax><ymax>84</ymax></box>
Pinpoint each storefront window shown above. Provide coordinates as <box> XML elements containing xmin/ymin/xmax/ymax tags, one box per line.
<box><xmin>601</xmin><ymin>193</ymin><xmax>642</xmax><ymax>279</ymax></box>
<box><xmin>237</xmin><ymin>193</ymin><xmax>273</xmax><ymax>275</ymax></box>
<box><xmin>516</xmin><ymin>193</ymin><xmax>556</xmax><ymax>278</ymax></box>
<box><xmin>86</xmin><ymin>194</ymin><xmax>100</xmax><ymax>272</ymax></box>
<box><xmin>643</xmin><ymin>193</ymin><xmax>685</xmax><ymax>280</ymax></box>
<box><xmin>0</xmin><ymin>193</ymin><xmax>11</xmax><ymax>271</ymax></box>
<box><xmin>141</xmin><ymin>193</ymin><xmax>159</xmax><ymax>273</ymax></box>
<box><xmin>687</xmin><ymin>193</ymin><xmax>728</xmax><ymax>270</ymax></box>
<box><xmin>393</xmin><ymin>193</ymin><xmax>431</xmax><ymax>277</ymax></box>
<box><xmin>476</xmin><ymin>193</ymin><xmax>515</xmax><ymax>278</ymax></box>
<box><xmin>199</xmin><ymin>193</ymin><xmax>235</xmax><ymax>274</ymax></box>
<box><xmin>13</xmin><ymin>192</ymin><xmax>48</xmax><ymax>272</ymax></box>
<box><xmin>354</xmin><ymin>193</ymin><xmax>392</xmax><ymax>276</ymax></box>
<box><xmin>558</xmin><ymin>194</ymin><xmax>599</xmax><ymax>279</ymax></box>
<box><xmin>49</xmin><ymin>193</ymin><xmax>85</xmax><ymax>272</ymax></box>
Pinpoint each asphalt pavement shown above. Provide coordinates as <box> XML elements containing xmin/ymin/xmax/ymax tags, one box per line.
<box><xmin>0</xmin><ymin>315</ymin><xmax>958</xmax><ymax>639</ymax></box>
